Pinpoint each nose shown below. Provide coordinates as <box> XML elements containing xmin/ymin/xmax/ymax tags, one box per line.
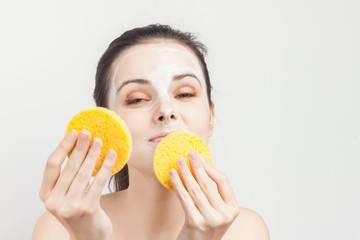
<box><xmin>153</xmin><ymin>98</ymin><xmax>178</xmax><ymax>124</ymax></box>
<box><xmin>157</xmin><ymin>112</ymin><xmax>177</xmax><ymax>122</ymax></box>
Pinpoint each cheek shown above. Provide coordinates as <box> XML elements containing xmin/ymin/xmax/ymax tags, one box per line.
<box><xmin>179</xmin><ymin>104</ymin><xmax>211</xmax><ymax>139</ymax></box>
<box><xmin>117</xmin><ymin>110</ymin><xmax>148</xmax><ymax>138</ymax></box>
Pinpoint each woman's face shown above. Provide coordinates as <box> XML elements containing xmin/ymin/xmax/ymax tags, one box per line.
<box><xmin>108</xmin><ymin>40</ymin><xmax>214</xmax><ymax>174</ymax></box>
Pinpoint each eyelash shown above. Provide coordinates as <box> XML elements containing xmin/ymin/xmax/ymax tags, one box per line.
<box><xmin>176</xmin><ymin>92</ymin><xmax>196</xmax><ymax>99</ymax></box>
<box><xmin>125</xmin><ymin>98</ymin><xmax>146</xmax><ymax>105</ymax></box>
<box><xmin>125</xmin><ymin>92</ymin><xmax>196</xmax><ymax>105</ymax></box>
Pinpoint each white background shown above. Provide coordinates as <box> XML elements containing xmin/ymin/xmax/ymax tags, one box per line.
<box><xmin>0</xmin><ymin>0</ymin><xmax>359</xmax><ymax>239</ymax></box>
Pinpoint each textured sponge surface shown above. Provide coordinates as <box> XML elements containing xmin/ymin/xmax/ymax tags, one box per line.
<box><xmin>66</xmin><ymin>107</ymin><xmax>132</xmax><ymax>176</ymax></box>
<box><xmin>153</xmin><ymin>132</ymin><xmax>212</xmax><ymax>190</ymax></box>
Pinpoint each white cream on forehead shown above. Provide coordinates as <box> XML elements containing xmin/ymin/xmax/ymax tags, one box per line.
<box><xmin>113</xmin><ymin>45</ymin><xmax>204</xmax><ymax>89</ymax></box>
<box><xmin>109</xmin><ymin>43</ymin><xmax>207</xmax><ymax>110</ymax></box>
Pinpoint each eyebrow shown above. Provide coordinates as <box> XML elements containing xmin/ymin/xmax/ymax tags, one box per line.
<box><xmin>116</xmin><ymin>79</ymin><xmax>149</xmax><ymax>94</ymax></box>
<box><xmin>116</xmin><ymin>73</ymin><xmax>201</xmax><ymax>95</ymax></box>
<box><xmin>173</xmin><ymin>73</ymin><xmax>202</xmax><ymax>88</ymax></box>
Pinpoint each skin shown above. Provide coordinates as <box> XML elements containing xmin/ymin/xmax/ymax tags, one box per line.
<box><xmin>33</xmin><ymin>39</ymin><xmax>270</xmax><ymax>240</ymax></box>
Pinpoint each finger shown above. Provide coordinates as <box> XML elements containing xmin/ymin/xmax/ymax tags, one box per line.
<box><xmin>203</xmin><ymin>160</ymin><xmax>238</xmax><ymax>206</ymax></box>
<box><xmin>177</xmin><ymin>157</ymin><xmax>216</xmax><ymax>218</ymax></box>
<box><xmin>40</xmin><ymin>130</ymin><xmax>78</xmax><ymax>201</ymax></box>
<box><xmin>51</xmin><ymin>130</ymin><xmax>92</xmax><ymax>198</ymax></box>
<box><xmin>169</xmin><ymin>169</ymin><xmax>202</xmax><ymax>221</ymax></box>
<box><xmin>86</xmin><ymin>150</ymin><xmax>117</xmax><ymax>201</ymax></box>
<box><xmin>189</xmin><ymin>151</ymin><xmax>228</xmax><ymax>212</ymax></box>
<box><xmin>67</xmin><ymin>137</ymin><xmax>103</xmax><ymax>199</ymax></box>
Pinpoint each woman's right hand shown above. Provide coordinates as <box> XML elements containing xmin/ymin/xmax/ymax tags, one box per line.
<box><xmin>39</xmin><ymin>130</ymin><xmax>117</xmax><ymax>240</ymax></box>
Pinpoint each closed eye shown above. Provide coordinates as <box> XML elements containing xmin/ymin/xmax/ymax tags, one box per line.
<box><xmin>126</xmin><ymin>98</ymin><xmax>148</xmax><ymax>105</ymax></box>
<box><xmin>175</xmin><ymin>93</ymin><xmax>196</xmax><ymax>99</ymax></box>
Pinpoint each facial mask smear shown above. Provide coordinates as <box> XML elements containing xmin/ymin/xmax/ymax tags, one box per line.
<box><xmin>109</xmin><ymin>44</ymin><xmax>209</xmax><ymax>112</ymax></box>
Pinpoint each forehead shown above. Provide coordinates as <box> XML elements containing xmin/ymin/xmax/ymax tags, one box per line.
<box><xmin>110</xmin><ymin>40</ymin><xmax>204</xmax><ymax>82</ymax></box>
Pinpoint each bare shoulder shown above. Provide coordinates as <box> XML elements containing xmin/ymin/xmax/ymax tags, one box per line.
<box><xmin>32</xmin><ymin>211</ymin><xmax>69</xmax><ymax>240</ymax></box>
<box><xmin>223</xmin><ymin>207</ymin><xmax>270</xmax><ymax>240</ymax></box>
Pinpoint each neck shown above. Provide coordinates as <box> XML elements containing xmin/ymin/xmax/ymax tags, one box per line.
<box><xmin>115</xmin><ymin>166</ymin><xmax>185</xmax><ymax>237</ymax></box>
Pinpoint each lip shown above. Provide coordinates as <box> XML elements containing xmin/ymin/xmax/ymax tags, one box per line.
<box><xmin>149</xmin><ymin>132</ymin><xmax>174</xmax><ymax>142</ymax></box>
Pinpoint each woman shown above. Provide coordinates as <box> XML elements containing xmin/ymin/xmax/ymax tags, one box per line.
<box><xmin>33</xmin><ymin>24</ymin><xmax>270</xmax><ymax>240</ymax></box>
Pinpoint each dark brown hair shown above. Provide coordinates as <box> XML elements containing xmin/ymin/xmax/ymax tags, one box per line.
<box><xmin>93</xmin><ymin>24</ymin><xmax>213</xmax><ymax>191</ymax></box>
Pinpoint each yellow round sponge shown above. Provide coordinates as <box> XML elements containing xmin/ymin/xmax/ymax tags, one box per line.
<box><xmin>153</xmin><ymin>132</ymin><xmax>212</xmax><ymax>190</ymax></box>
<box><xmin>66</xmin><ymin>107</ymin><xmax>132</xmax><ymax>176</ymax></box>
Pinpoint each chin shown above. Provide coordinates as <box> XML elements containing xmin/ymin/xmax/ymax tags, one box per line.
<box><xmin>128</xmin><ymin>147</ymin><xmax>156</xmax><ymax>167</ymax></box>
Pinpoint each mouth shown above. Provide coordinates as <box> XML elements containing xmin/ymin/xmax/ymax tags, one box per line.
<box><xmin>149</xmin><ymin>132</ymin><xmax>174</xmax><ymax>143</ymax></box>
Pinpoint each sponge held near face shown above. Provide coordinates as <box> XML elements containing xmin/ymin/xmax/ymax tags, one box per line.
<box><xmin>153</xmin><ymin>132</ymin><xmax>212</xmax><ymax>190</ymax></box>
<box><xmin>65</xmin><ymin>107</ymin><xmax>132</xmax><ymax>176</ymax></box>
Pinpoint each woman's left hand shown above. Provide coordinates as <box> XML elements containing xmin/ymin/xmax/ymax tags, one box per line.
<box><xmin>170</xmin><ymin>150</ymin><xmax>240</xmax><ymax>240</ymax></box>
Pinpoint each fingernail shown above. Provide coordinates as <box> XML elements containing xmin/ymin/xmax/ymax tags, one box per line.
<box><xmin>80</xmin><ymin>129</ymin><xmax>91</xmax><ymax>138</ymax></box>
<box><xmin>169</xmin><ymin>169</ymin><xmax>176</xmax><ymax>177</ymax></box>
<box><xmin>66</xmin><ymin>130</ymin><xmax>77</xmax><ymax>140</ymax></box>
<box><xmin>177</xmin><ymin>157</ymin><xmax>186</xmax><ymax>167</ymax></box>
<box><xmin>107</xmin><ymin>150</ymin><xmax>117</xmax><ymax>160</ymax></box>
<box><xmin>92</xmin><ymin>137</ymin><xmax>102</xmax><ymax>148</ymax></box>
<box><xmin>189</xmin><ymin>150</ymin><xmax>198</xmax><ymax>159</ymax></box>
